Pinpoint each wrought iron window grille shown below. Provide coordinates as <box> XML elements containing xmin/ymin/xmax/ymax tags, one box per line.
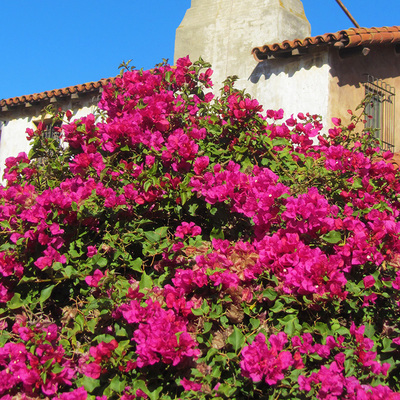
<box><xmin>364</xmin><ymin>75</ymin><xmax>395</xmax><ymax>152</ymax></box>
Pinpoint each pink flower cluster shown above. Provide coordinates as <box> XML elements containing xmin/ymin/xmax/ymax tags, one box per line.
<box><xmin>190</xmin><ymin>152</ymin><xmax>400</xmax><ymax>301</ymax></box>
<box><xmin>0</xmin><ymin>318</ymin><xmax>76</xmax><ymax>398</ymax></box>
<box><xmin>240</xmin><ymin>333</ymin><xmax>293</xmax><ymax>384</ymax></box>
<box><xmin>118</xmin><ymin>298</ymin><xmax>200</xmax><ymax>368</ymax></box>
<box><xmin>298</xmin><ymin>353</ymin><xmax>399</xmax><ymax>400</ymax></box>
<box><xmin>1</xmin><ymin>57</ymin><xmax>400</xmax><ymax>398</ymax></box>
<box><xmin>296</xmin><ymin>326</ymin><xmax>395</xmax><ymax>399</ymax></box>
<box><xmin>241</xmin><ymin>328</ymin><xmax>396</xmax><ymax>399</ymax></box>
<box><xmin>0</xmin><ymin>252</ymin><xmax>23</xmax><ymax>302</ymax></box>
<box><xmin>80</xmin><ymin>340</ymin><xmax>118</xmax><ymax>379</ymax></box>
<box><xmin>256</xmin><ymin>232</ymin><xmax>347</xmax><ymax>298</ymax></box>
<box><xmin>350</xmin><ymin>323</ymin><xmax>391</xmax><ymax>376</ymax></box>
<box><xmin>175</xmin><ymin>222</ymin><xmax>202</xmax><ymax>239</ymax></box>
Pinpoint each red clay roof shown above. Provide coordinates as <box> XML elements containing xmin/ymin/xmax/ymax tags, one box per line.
<box><xmin>0</xmin><ymin>77</ymin><xmax>116</xmax><ymax>109</ymax></box>
<box><xmin>252</xmin><ymin>26</ymin><xmax>400</xmax><ymax>61</ymax></box>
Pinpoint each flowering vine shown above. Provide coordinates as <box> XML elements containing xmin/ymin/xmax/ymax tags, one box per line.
<box><xmin>0</xmin><ymin>57</ymin><xmax>399</xmax><ymax>399</ymax></box>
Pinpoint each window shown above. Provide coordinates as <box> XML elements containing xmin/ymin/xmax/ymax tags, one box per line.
<box><xmin>364</xmin><ymin>75</ymin><xmax>395</xmax><ymax>152</ymax></box>
<box><xmin>32</xmin><ymin>115</ymin><xmax>63</xmax><ymax>163</ymax></box>
<box><xmin>33</xmin><ymin>117</ymin><xmax>61</xmax><ymax>141</ymax></box>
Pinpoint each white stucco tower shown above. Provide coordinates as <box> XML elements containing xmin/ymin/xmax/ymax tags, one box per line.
<box><xmin>174</xmin><ymin>0</ymin><xmax>311</xmax><ymax>93</ymax></box>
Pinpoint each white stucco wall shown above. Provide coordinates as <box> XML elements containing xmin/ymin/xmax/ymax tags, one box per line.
<box><xmin>244</xmin><ymin>51</ymin><xmax>331</xmax><ymax>129</ymax></box>
<box><xmin>0</xmin><ymin>98</ymin><xmax>99</xmax><ymax>181</ymax></box>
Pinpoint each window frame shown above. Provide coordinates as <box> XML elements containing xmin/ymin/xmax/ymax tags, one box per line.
<box><xmin>364</xmin><ymin>75</ymin><xmax>396</xmax><ymax>152</ymax></box>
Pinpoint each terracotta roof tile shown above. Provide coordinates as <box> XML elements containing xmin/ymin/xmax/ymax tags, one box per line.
<box><xmin>252</xmin><ymin>26</ymin><xmax>400</xmax><ymax>61</ymax></box>
<box><xmin>0</xmin><ymin>77</ymin><xmax>116</xmax><ymax>109</ymax></box>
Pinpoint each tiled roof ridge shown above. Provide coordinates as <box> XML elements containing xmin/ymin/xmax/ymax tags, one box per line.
<box><xmin>252</xmin><ymin>26</ymin><xmax>400</xmax><ymax>61</ymax></box>
<box><xmin>0</xmin><ymin>77</ymin><xmax>116</xmax><ymax>108</ymax></box>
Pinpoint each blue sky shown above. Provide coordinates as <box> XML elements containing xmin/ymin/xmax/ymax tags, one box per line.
<box><xmin>1</xmin><ymin>0</ymin><xmax>399</xmax><ymax>100</ymax></box>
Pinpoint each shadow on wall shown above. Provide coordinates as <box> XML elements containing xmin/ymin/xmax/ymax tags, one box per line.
<box><xmin>250</xmin><ymin>46</ymin><xmax>400</xmax><ymax>88</ymax></box>
<box><xmin>328</xmin><ymin>46</ymin><xmax>400</xmax><ymax>89</ymax></box>
<box><xmin>249</xmin><ymin>52</ymin><xmax>326</xmax><ymax>84</ymax></box>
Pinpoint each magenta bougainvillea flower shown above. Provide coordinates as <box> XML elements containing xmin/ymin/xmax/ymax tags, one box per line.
<box><xmin>175</xmin><ymin>222</ymin><xmax>202</xmax><ymax>239</ymax></box>
<box><xmin>240</xmin><ymin>333</ymin><xmax>293</xmax><ymax>384</ymax></box>
<box><xmin>0</xmin><ymin>57</ymin><xmax>399</xmax><ymax>399</ymax></box>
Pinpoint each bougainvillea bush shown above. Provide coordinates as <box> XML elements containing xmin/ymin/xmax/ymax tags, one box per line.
<box><xmin>1</xmin><ymin>57</ymin><xmax>400</xmax><ymax>400</ymax></box>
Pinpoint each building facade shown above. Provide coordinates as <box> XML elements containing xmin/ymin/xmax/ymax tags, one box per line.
<box><xmin>252</xmin><ymin>26</ymin><xmax>400</xmax><ymax>151</ymax></box>
<box><xmin>0</xmin><ymin>79</ymin><xmax>113</xmax><ymax>179</ymax></box>
<box><xmin>1</xmin><ymin>1</ymin><xmax>400</xmax><ymax>179</ymax></box>
<box><xmin>175</xmin><ymin>1</ymin><xmax>400</xmax><ymax>152</ymax></box>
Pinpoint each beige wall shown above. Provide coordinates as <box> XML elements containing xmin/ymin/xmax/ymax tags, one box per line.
<box><xmin>328</xmin><ymin>45</ymin><xmax>400</xmax><ymax>151</ymax></box>
<box><xmin>175</xmin><ymin>0</ymin><xmax>310</xmax><ymax>92</ymax></box>
<box><xmin>245</xmin><ymin>44</ymin><xmax>400</xmax><ymax>150</ymax></box>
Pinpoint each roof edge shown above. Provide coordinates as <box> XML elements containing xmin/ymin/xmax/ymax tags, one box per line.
<box><xmin>252</xmin><ymin>26</ymin><xmax>400</xmax><ymax>61</ymax></box>
<box><xmin>1</xmin><ymin>77</ymin><xmax>116</xmax><ymax>110</ymax></box>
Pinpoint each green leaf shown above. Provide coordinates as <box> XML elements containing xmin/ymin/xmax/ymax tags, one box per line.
<box><xmin>144</xmin><ymin>228</ymin><xmax>167</xmax><ymax>243</ymax></box>
<box><xmin>64</xmin><ymin>265</ymin><xmax>76</xmax><ymax>278</ymax></box>
<box><xmin>270</xmin><ymin>300</ymin><xmax>284</xmax><ymax>314</ymax></box>
<box><xmin>0</xmin><ymin>330</ymin><xmax>12</xmax><ymax>346</ymax></box>
<box><xmin>39</xmin><ymin>285</ymin><xmax>55</xmax><ymax>306</ymax></box>
<box><xmin>346</xmin><ymin>281</ymin><xmax>361</xmax><ymax>296</ymax></box>
<box><xmin>86</xmin><ymin>318</ymin><xmax>98</xmax><ymax>333</ymax></box>
<box><xmin>382</xmin><ymin>337</ymin><xmax>395</xmax><ymax>353</ymax></box>
<box><xmin>7</xmin><ymin>293</ymin><xmax>23</xmax><ymax>309</ymax></box>
<box><xmin>52</xmin><ymin>262</ymin><xmax>63</xmax><ymax>271</ymax></box>
<box><xmin>188</xmin><ymin>203</ymin><xmax>199</xmax><ymax>216</ymax></box>
<box><xmin>147</xmin><ymin>386</ymin><xmax>163</xmax><ymax>400</ymax></box>
<box><xmin>227</xmin><ymin>326</ymin><xmax>245</xmax><ymax>352</ymax></box>
<box><xmin>130</xmin><ymin>257</ymin><xmax>143</xmax><ymax>272</ymax></box>
<box><xmin>80</xmin><ymin>375</ymin><xmax>101</xmax><ymax>392</ymax></box>
<box><xmin>352</xmin><ymin>177</ymin><xmax>363</xmax><ymax>189</ymax></box>
<box><xmin>305</xmin><ymin>157</ymin><xmax>314</xmax><ymax>169</ymax></box>
<box><xmin>114</xmin><ymin>340</ymin><xmax>131</xmax><ymax>358</ymax></box>
<box><xmin>364</xmin><ymin>323</ymin><xmax>375</xmax><ymax>338</ymax></box>
<box><xmin>200</xmin><ymin>299</ymin><xmax>210</xmax><ymax>314</ymax></box>
<box><xmin>263</xmin><ymin>287</ymin><xmax>277</xmax><ymax>301</ymax></box>
<box><xmin>69</xmin><ymin>249</ymin><xmax>80</xmax><ymax>259</ymax></box>
<box><xmin>95</xmin><ymin>334</ymin><xmax>116</xmax><ymax>343</ymax></box>
<box><xmin>272</xmin><ymin>138</ymin><xmax>289</xmax><ymax>147</ymax></box>
<box><xmin>0</xmin><ymin>220</ymin><xmax>11</xmax><ymax>229</ymax></box>
<box><xmin>210</xmin><ymin>365</ymin><xmax>222</xmax><ymax>379</ymax></box>
<box><xmin>321</xmin><ymin>230</ymin><xmax>342</xmax><ymax>244</ymax></box>
<box><xmin>203</xmin><ymin>321</ymin><xmax>213</xmax><ymax>333</ymax></box>
<box><xmin>180</xmin><ymin>190</ymin><xmax>188</xmax><ymax>205</ymax></box>
<box><xmin>96</xmin><ymin>257</ymin><xmax>108</xmax><ymax>268</ymax></box>
<box><xmin>75</xmin><ymin>313</ymin><xmax>85</xmax><ymax>330</ymax></box>
<box><xmin>165</xmin><ymin>70</ymin><xmax>172</xmax><ymax>83</ymax></box>
<box><xmin>51</xmin><ymin>363</ymin><xmax>65</xmax><ymax>374</ymax></box>
<box><xmin>314</xmin><ymin>322</ymin><xmax>330</xmax><ymax>337</ymax></box>
<box><xmin>0</xmin><ymin>243</ymin><xmax>13</xmax><ymax>252</ymax></box>
<box><xmin>250</xmin><ymin>318</ymin><xmax>260</xmax><ymax>330</ymax></box>
<box><xmin>217</xmin><ymin>383</ymin><xmax>237</xmax><ymax>397</ymax></box>
<box><xmin>206</xmin><ymin>347</ymin><xmax>218</xmax><ymax>361</ymax></box>
<box><xmin>192</xmin><ymin>307</ymin><xmax>203</xmax><ymax>316</ymax></box>
<box><xmin>210</xmin><ymin>227</ymin><xmax>224</xmax><ymax>240</ymax></box>
<box><xmin>143</xmin><ymin>180</ymin><xmax>152</xmax><ymax>193</ymax></box>
<box><xmin>139</xmin><ymin>272</ymin><xmax>153</xmax><ymax>291</ymax></box>
<box><xmin>210</xmin><ymin>303</ymin><xmax>223</xmax><ymax>318</ymax></box>
<box><xmin>155</xmin><ymin>226</ymin><xmax>168</xmax><ymax>237</ymax></box>
<box><xmin>278</xmin><ymin>314</ymin><xmax>301</xmax><ymax>335</ymax></box>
